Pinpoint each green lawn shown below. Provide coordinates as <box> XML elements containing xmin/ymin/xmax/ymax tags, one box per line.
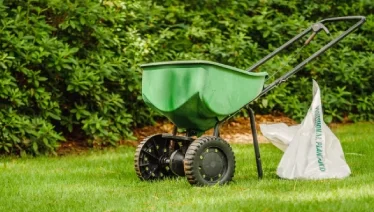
<box><xmin>1</xmin><ymin>123</ymin><xmax>373</xmax><ymax>212</ymax></box>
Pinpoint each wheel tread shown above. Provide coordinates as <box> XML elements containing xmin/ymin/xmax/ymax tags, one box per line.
<box><xmin>183</xmin><ymin>136</ymin><xmax>236</xmax><ymax>186</ymax></box>
<box><xmin>134</xmin><ymin>136</ymin><xmax>153</xmax><ymax>180</ymax></box>
<box><xmin>134</xmin><ymin>134</ymin><xmax>175</xmax><ymax>181</ymax></box>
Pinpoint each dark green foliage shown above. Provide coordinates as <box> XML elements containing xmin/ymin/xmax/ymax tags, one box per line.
<box><xmin>129</xmin><ymin>0</ymin><xmax>373</xmax><ymax>122</ymax></box>
<box><xmin>0</xmin><ymin>0</ymin><xmax>373</xmax><ymax>155</ymax></box>
<box><xmin>0</xmin><ymin>0</ymin><xmax>152</xmax><ymax>155</ymax></box>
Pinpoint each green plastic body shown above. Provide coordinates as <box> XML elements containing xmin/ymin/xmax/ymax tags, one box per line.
<box><xmin>141</xmin><ymin>61</ymin><xmax>268</xmax><ymax>133</ymax></box>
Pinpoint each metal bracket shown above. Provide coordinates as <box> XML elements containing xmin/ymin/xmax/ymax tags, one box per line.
<box><xmin>304</xmin><ymin>23</ymin><xmax>330</xmax><ymax>45</ymax></box>
<box><xmin>162</xmin><ymin>133</ymin><xmax>194</xmax><ymax>142</ymax></box>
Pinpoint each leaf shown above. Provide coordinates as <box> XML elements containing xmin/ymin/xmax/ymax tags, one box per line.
<box><xmin>67</xmin><ymin>85</ymin><xmax>74</xmax><ymax>91</ymax></box>
<box><xmin>47</xmin><ymin>112</ymin><xmax>61</xmax><ymax>120</ymax></box>
<box><xmin>324</xmin><ymin>115</ymin><xmax>333</xmax><ymax>124</ymax></box>
<box><xmin>70</xmin><ymin>48</ymin><xmax>79</xmax><ymax>54</ymax></box>
<box><xmin>23</xmin><ymin>35</ymin><xmax>35</xmax><ymax>40</ymax></box>
<box><xmin>80</xmin><ymin>16</ymin><xmax>86</xmax><ymax>25</ymax></box>
<box><xmin>68</xmin><ymin>124</ymin><xmax>73</xmax><ymax>133</ymax></box>
<box><xmin>39</xmin><ymin>77</ymin><xmax>48</xmax><ymax>81</ymax></box>
<box><xmin>32</xmin><ymin>142</ymin><xmax>39</xmax><ymax>155</ymax></box>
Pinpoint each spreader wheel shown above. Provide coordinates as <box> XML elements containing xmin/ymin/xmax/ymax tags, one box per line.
<box><xmin>184</xmin><ymin>136</ymin><xmax>235</xmax><ymax>186</ymax></box>
<box><xmin>134</xmin><ymin>134</ymin><xmax>175</xmax><ymax>180</ymax></box>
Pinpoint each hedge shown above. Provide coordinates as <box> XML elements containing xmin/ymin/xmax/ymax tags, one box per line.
<box><xmin>0</xmin><ymin>0</ymin><xmax>373</xmax><ymax>155</ymax></box>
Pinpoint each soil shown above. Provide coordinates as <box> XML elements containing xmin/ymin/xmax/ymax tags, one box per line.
<box><xmin>57</xmin><ymin>113</ymin><xmax>297</xmax><ymax>155</ymax></box>
<box><xmin>127</xmin><ymin>113</ymin><xmax>297</xmax><ymax>144</ymax></box>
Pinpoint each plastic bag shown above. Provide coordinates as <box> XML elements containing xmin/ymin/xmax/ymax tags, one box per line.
<box><xmin>260</xmin><ymin>123</ymin><xmax>299</xmax><ymax>152</ymax></box>
<box><xmin>260</xmin><ymin>80</ymin><xmax>351</xmax><ymax>179</ymax></box>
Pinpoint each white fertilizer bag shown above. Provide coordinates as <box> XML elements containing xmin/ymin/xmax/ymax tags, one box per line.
<box><xmin>260</xmin><ymin>80</ymin><xmax>351</xmax><ymax>179</ymax></box>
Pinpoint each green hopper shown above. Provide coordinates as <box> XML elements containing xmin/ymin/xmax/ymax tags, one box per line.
<box><xmin>142</xmin><ymin>60</ymin><xmax>267</xmax><ymax>133</ymax></box>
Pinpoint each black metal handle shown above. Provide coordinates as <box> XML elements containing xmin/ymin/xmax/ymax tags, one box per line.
<box><xmin>320</xmin><ymin>16</ymin><xmax>366</xmax><ymax>23</ymax></box>
<box><xmin>246</xmin><ymin>16</ymin><xmax>366</xmax><ymax>99</ymax></box>
<box><xmin>218</xmin><ymin>16</ymin><xmax>365</xmax><ymax>125</ymax></box>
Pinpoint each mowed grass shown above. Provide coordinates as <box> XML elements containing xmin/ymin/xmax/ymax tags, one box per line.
<box><xmin>0</xmin><ymin>123</ymin><xmax>373</xmax><ymax>212</ymax></box>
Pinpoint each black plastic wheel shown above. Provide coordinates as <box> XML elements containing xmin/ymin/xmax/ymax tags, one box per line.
<box><xmin>134</xmin><ymin>134</ymin><xmax>175</xmax><ymax>180</ymax></box>
<box><xmin>184</xmin><ymin>136</ymin><xmax>235</xmax><ymax>186</ymax></box>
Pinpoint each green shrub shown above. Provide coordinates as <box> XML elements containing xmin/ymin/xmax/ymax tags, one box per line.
<box><xmin>0</xmin><ymin>0</ymin><xmax>153</xmax><ymax>155</ymax></box>
<box><xmin>0</xmin><ymin>0</ymin><xmax>373</xmax><ymax>155</ymax></box>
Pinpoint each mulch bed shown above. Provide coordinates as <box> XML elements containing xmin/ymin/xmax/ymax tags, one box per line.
<box><xmin>57</xmin><ymin>114</ymin><xmax>297</xmax><ymax>155</ymax></box>
<box><xmin>122</xmin><ymin>113</ymin><xmax>297</xmax><ymax>145</ymax></box>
